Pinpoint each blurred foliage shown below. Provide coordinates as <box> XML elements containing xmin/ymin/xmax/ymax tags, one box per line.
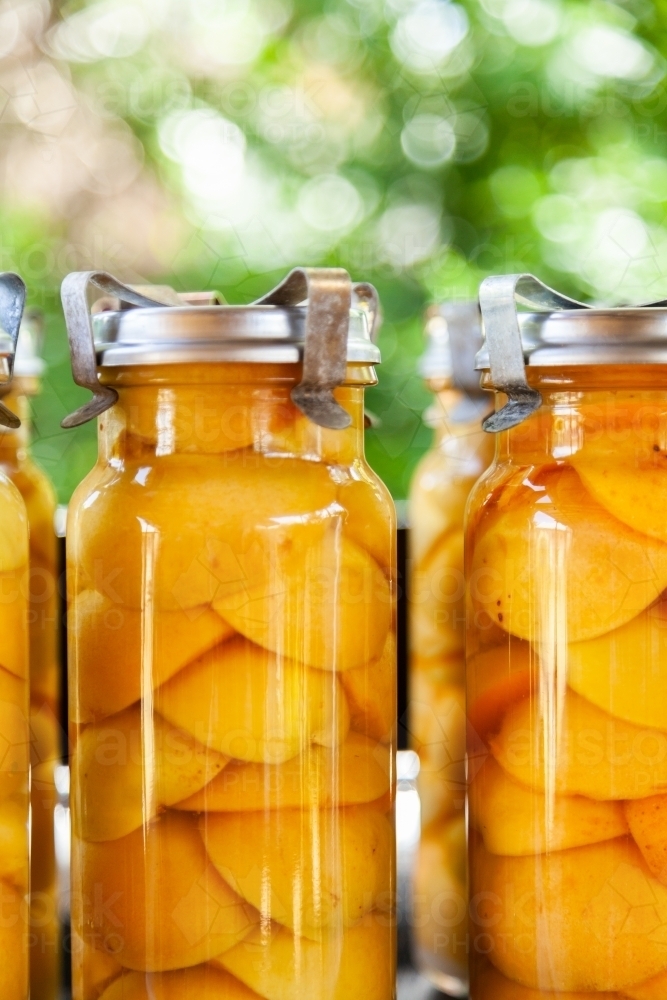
<box><xmin>3</xmin><ymin>0</ymin><xmax>667</xmax><ymax>499</ymax></box>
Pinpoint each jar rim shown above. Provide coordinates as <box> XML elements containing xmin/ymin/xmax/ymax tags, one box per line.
<box><xmin>476</xmin><ymin>307</ymin><xmax>667</xmax><ymax>370</ymax></box>
<box><xmin>93</xmin><ymin>304</ymin><xmax>381</xmax><ymax>368</ymax></box>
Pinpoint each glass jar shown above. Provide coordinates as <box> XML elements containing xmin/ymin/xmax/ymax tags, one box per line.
<box><xmin>0</xmin><ymin>310</ymin><xmax>61</xmax><ymax>1000</ymax></box>
<box><xmin>0</xmin><ymin>273</ymin><xmax>32</xmax><ymax>1000</ymax></box>
<box><xmin>467</xmin><ymin>274</ymin><xmax>667</xmax><ymax>997</ymax></box>
<box><xmin>63</xmin><ymin>270</ymin><xmax>397</xmax><ymax>1000</ymax></box>
<box><xmin>408</xmin><ymin>303</ymin><xmax>492</xmax><ymax>994</ymax></box>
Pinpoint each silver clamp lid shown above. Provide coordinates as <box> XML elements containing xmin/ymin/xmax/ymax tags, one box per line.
<box><xmin>0</xmin><ymin>274</ymin><xmax>27</xmax><ymax>429</ymax></box>
<box><xmin>61</xmin><ymin>268</ymin><xmax>380</xmax><ymax>430</ymax></box>
<box><xmin>421</xmin><ymin>301</ymin><xmax>483</xmax><ymax>392</ymax></box>
<box><xmin>476</xmin><ymin>273</ymin><xmax>667</xmax><ymax>433</ymax></box>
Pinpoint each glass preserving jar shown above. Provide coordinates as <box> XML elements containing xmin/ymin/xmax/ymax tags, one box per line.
<box><xmin>0</xmin><ymin>309</ymin><xmax>61</xmax><ymax>1000</ymax></box>
<box><xmin>408</xmin><ymin>303</ymin><xmax>492</xmax><ymax>995</ymax></box>
<box><xmin>467</xmin><ymin>274</ymin><xmax>667</xmax><ymax>998</ymax></box>
<box><xmin>0</xmin><ymin>273</ymin><xmax>32</xmax><ymax>1000</ymax></box>
<box><xmin>63</xmin><ymin>269</ymin><xmax>396</xmax><ymax>1000</ymax></box>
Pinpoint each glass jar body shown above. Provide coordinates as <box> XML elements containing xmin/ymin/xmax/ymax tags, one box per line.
<box><xmin>67</xmin><ymin>362</ymin><xmax>397</xmax><ymax>1000</ymax></box>
<box><xmin>467</xmin><ymin>368</ymin><xmax>667</xmax><ymax>997</ymax></box>
<box><xmin>0</xmin><ymin>460</ymin><xmax>30</xmax><ymax>1000</ymax></box>
<box><xmin>0</xmin><ymin>382</ymin><xmax>61</xmax><ymax>1000</ymax></box>
<box><xmin>408</xmin><ymin>390</ymin><xmax>492</xmax><ymax>994</ymax></box>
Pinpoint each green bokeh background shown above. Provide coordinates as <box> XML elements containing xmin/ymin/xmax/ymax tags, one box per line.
<box><xmin>10</xmin><ymin>0</ymin><xmax>667</xmax><ymax>501</ymax></box>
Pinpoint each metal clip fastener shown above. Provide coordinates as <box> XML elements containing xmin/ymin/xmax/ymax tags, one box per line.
<box><xmin>0</xmin><ymin>274</ymin><xmax>27</xmax><ymax>429</ymax></box>
<box><xmin>61</xmin><ymin>273</ymin><xmax>167</xmax><ymax>428</ymax></box>
<box><xmin>256</xmin><ymin>267</ymin><xmax>354</xmax><ymax>429</ymax></box>
<box><xmin>62</xmin><ymin>267</ymin><xmax>373</xmax><ymax>431</ymax></box>
<box><xmin>479</xmin><ymin>274</ymin><xmax>588</xmax><ymax>433</ymax></box>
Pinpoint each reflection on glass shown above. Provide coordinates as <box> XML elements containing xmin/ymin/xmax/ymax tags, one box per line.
<box><xmin>68</xmin><ymin>363</ymin><xmax>397</xmax><ymax>1000</ymax></box>
<box><xmin>467</xmin><ymin>377</ymin><xmax>667</xmax><ymax>997</ymax></box>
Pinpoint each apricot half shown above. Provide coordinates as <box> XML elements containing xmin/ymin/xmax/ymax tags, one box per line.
<box><xmin>69</xmin><ymin>454</ymin><xmax>338</xmax><ymax>611</ymax></box>
<box><xmin>71</xmin><ymin>705</ymin><xmax>228</xmax><ymax>841</ymax></box>
<box><xmin>625</xmin><ymin>795</ymin><xmax>667</xmax><ymax>883</ymax></box>
<box><xmin>467</xmin><ymin>640</ymin><xmax>533</xmax><ymax>744</ymax></box>
<box><xmin>123</xmin><ymin>384</ymin><xmax>257</xmax><ymax>455</ymax></box>
<box><xmin>569</xmin><ymin>399</ymin><xmax>667</xmax><ymax>544</ymax></box>
<box><xmin>0</xmin><ymin>800</ymin><xmax>27</xmax><ymax>888</ymax></box>
<box><xmin>0</xmin><ymin>880</ymin><xmax>28</xmax><ymax>1000</ymax></box>
<box><xmin>339</xmin><ymin>632</ymin><xmax>396</xmax><ymax>744</ymax></box>
<box><xmin>201</xmin><ymin>804</ymin><xmax>393</xmax><ymax>938</ymax></box>
<box><xmin>0</xmin><ymin>572</ymin><xmax>28</xmax><ymax>680</ymax></box>
<box><xmin>75</xmin><ymin>811</ymin><xmax>258</xmax><ymax>971</ymax></box>
<box><xmin>473</xmin><ymin>837</ymin><xmax>667</xmax><ymax>991</ymax></box>
<box><xmin>0</xmin><ymin>478</ymin><xmax>28</xmax><ymax>574</ymax></box>
<box><xmin>214</xmin><ymin>537</ymin><xmax>391</xmax><ymax>672</ymax></box>
<box><xmin>175</xmin><ymin>733</ymin><xmax>389</xmax><ymax>812</ymax></box>
<box><xmin>157</xmin><ymin>636</ymin><xmax>349</xmax><ymax>765</ymax></box>
<box><xmin>70</xmin><ymin>590</ymin><xmax>233</xmax><ymax>723</ymax></box>
<box><xmin>568</xmin><ymin>600</ymin><xmax>667</xmax><ymax>731</ymax></box>
<box><xmin>470</xmin><ymin>757</ymin><xmax>628</xmax><ymax>855</ymax></box>
<box><xmin>622</xmin><ymin>967</ymin><xmax>667</xmax><ymax>999</ymax></box>
<box><xmin>470</xmin><ymin>465</ymin><xmax>667</xmax><ymax>642</ymax></box>
<box><xmin>0</xmin><ymin>666</ymin><xmax>29</xmax><ymax>805</ymax></box>
<box><xmin>97</xmin><ymin>965</ymin><xmax>263</xmax><ymax>1000</ymax></box>
<box><xmin>215</xmin><ymin>920</ymin><xmax>394</xmax><ymax>1000</ymax></box>
<box><xmin>337</xmin><ymin>474</ymin><xmax>394</xmax><ymax>573</ymax></box>
<box><xmin>473</xmin><ymin>962</ymin><xmax>622</xmax><ymax>999</ymax></box>
<box><xmin>492</xmin><ymin>689</ymin><xmax>667</xmax><ymax>800</ymax></box>
<box><xmin>71</xmin><ymin>928</ymin><xmax>123</xmax><ymax>1000</ymax></box>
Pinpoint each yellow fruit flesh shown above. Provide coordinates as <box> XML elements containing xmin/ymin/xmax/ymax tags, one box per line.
<box><xmin>0</xmin><ymin>880</ymin><xmax>29</xmax><ymax>1000</ymax></box>
<box><xmin>569</xmin><ymin>399</ymin><xmax>667</xmax><ymax>545</ymax></box>
<box><xmin>568</xmin><ymin>599</ymin><xmax>667</xmax><ymax>730</ymax></box>
<box><xmin>0</xmin><ymin>613</ymin><xmax>29</xmax><ymax>1000</ymax></box>
<box><xmin>214</xmin><ymin>919</ymin><xmax>395</xmax><ymax>1000</ymax></box>
<box><xmin>71</xmin><ymin>705</ymin><xmax>228</xmax><ymax>841</ymax></box>
<box><xmin>75</xmin><ymin>811</ymin><xmax>259</xmax><ymax>972</ymax></box>
<box><xmin>201</xmin><ymin>804</ymin><xmax>393</xmax><ymax>937</ymax></box>
<box><xmin>174</xmin><ymin>732</ymin><xmax>389</xmax><ymax>812</ymax></box>
<box><xmin>156</xmin><ymin>635</ymin><xmax>350</xmax><ymax>764</ymax></box>
<box><xmin>69</xmin><ymin>372</ymin><xmax>396</xmax><ymax>1000</ymax></box>
<box><xmin>97</xmin><ymin>965</ymin><xmax>264</xmax><ymax>1000</ymax></box>
<box><xmin>471</xmin><ymin>756</ymin><xmax>629</xmax><ymax>855</ymax></box>
<box><xmin>473</xmin><ymin>962</ymin><xmax>623</xmax><ymax>998</ymax></box>
<box><xmin>467</xmin><ymin>398</ymin><xmax>667</xmax><ymax>999</ymax></box>
<box><xmin>473</xmin><ymin>837</ymin><xmax>667</xmax><ymax>992</ymax></box>
<box><xmin>470</xmin><ymin>464</ymin><xmax>667</xmax><ymax>643</ymax></box>
<box><xmin>492</xmin><ymin>688</ymin><xmax>667</xmax><ymax>800</ymax></box>
<box><xmin>70</xmin><ymin>590</ymin><xmax>233</xmax><ymax>724</ymax></box>
<box><xmin>621</xmin><ymin>967</ymin><xmax>667</xmax><ymax>999</ymax></box>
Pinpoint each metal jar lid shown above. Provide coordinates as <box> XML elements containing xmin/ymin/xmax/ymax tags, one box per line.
<box><xmin>476</xmin><ymin>273</ymin><xmax>667</xmax><ymax>432</ymax></box>
<box><xmin>61</xmin><ymin>268</ymin><xmax>380</xmax><ymax>431</ymax></box>
<box><xmin>0</xmin><ymin>273</ymin><xmax>27</xmax><ymax>429</ymax></box>
<box><xmin>420</xmin><ymin>300</ymin><xmax>483</xmax><ymax>393</ymax></box>
<box><xmin>93</xmin><ymin>304</ymin><xmax>379</xmax><ymax>368</ymax></box>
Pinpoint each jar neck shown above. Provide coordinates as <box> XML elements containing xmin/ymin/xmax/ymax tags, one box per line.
<box><xmin>97</xmin><ymin>362</ymin><xmax>371</xmax><ymax>465</ymax></box>
<box><xmin>483</xmin><ymin>365</ymin><xmax>667</xmax><ymax>465</ymax></box>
